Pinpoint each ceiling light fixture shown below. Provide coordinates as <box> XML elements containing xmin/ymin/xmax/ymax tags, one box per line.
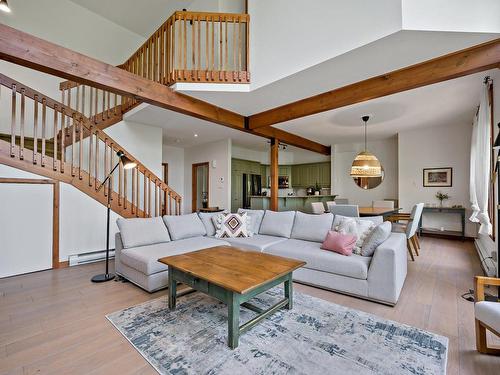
<box><xmin>194</xmin><ymin>133</ymin><xmax>198</xmax><ymax>138</ymax></box>
<box><xmin>0</xmin><ymin>0</ymin><xmax>11</xmax><ymax>13</ymax></box>
<box><xmin>350</xmin><ymin>115</ymin><xmax>382</xmax><ymax>178</ymax></box>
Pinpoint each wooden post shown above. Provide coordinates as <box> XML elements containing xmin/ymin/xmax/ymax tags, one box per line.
<box><xmin>270</xmin><ymin>138</ymin><xmax>279</xmax><ymax>211</ymax></box>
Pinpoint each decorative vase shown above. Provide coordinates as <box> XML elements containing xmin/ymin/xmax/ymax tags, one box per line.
<box><xmin>314</xmin><ymin>191</ymin><xmax>320</xmax><ymax>196</ymax></box>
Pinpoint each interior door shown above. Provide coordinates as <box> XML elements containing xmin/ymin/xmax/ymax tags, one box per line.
<box><xmin>0</xmin><ymin>182</ymin><xmax>54</xmax><ymax>278</ymax></box>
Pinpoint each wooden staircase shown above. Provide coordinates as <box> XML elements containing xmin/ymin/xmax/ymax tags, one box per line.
<box><xmin>0</xmin><ymin>73</ymin><xmax>182</xmax><ymax>218</ymax></box>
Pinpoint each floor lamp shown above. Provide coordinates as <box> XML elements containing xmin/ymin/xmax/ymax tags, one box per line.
<box><xmin>91</xmin><ymin>150</ymin><xmax>136</xmax><ymax>283</ymax></box>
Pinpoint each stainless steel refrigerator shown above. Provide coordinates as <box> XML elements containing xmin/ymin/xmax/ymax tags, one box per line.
<box><xmin>242</xmin><ymin>174</ymin><xmax>262</xmax><ymax>209</ymax></box>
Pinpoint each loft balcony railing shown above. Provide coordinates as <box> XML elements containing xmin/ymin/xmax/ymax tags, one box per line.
<box><xmin>121</xmin><ymin>11</ymin><xmax>250</xmax><ymax>86</ymax></box>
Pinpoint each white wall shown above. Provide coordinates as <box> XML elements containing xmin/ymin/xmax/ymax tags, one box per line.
<box><xmin>184</xmin><ymin>139</ymin><xmax>231</xmax><ymax>213</ymax></box>
<box><xmin>398</xmin><ymin>122</ymin><xmax>476</xmax><ymax>237</ymax></box>
<box><xmin>248</xmin><ymin>0</ymin><xmax>401</xmax><ymax>89</ymax></box>
<box><xmin>402</xmin><ymin>0</ymin><xmax>500</xmax><ymax>33</ymax></box>
<box><xmin>331</xmin><ymin>137</ymin><xmax>399</xmax><ymax>206</ymax></box>
<box><xmin>162</xmin><ymin>145</ymin><xmax>185</xmax><ymax>206</ymax></box>
<box><xmin>105</xmin><ymin>120</ymin><xmax>163</xmax><ymax>177</ymax></box>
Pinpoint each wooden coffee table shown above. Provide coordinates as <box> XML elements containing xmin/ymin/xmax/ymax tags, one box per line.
<box><xmin>158</xmin><ymin>246</ymin><xmax>305</xmax><ymax>349</ymax></box>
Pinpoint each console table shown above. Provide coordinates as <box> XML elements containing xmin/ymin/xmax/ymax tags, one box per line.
<box><xmin>418</xmin><ymin>207</ymin><xmax>466</xmax><ymax>240</ymax></box>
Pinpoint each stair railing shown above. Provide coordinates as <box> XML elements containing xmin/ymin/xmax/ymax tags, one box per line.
<box><xmin>0</xmin><ymin>73</ymin><xmax>181</xmax><ymax>217</ymax></box>
<box><xmin>59</xmin><ymin>80</ymin><xmax>138</xmax><ymax>128</ymax></box>
<box><xmin>122</xmin><ymin>10</ymin><xmax>250</xmax><ymax>85</ymax></box>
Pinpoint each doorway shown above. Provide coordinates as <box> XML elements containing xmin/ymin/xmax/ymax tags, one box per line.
<box><xmin>192</xmin><ymin>162</ymin><xmax>209</xmax><ymax>212</ymax></box>
<box><xmin>0</xmin><ymin>178</ymin><xmax>60</xmax><ymax>278</ymax></box>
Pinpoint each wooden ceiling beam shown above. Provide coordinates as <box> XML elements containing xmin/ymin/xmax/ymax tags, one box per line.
<box><xmin>0</xmin><ymin>24</ymin><xmax>330</xmax><ymax>155</ymax></box>
<box><xmin>248</xmin><ymin>38</ymin><xmax>500</xmax><ymax>130</ymax></box>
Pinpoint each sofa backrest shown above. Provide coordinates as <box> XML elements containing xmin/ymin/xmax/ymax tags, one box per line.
<box><xmin>198</xmin><ymin>211</ymin><xmax>228</xmax><ymax>236</ymax></box>
<box><xmin>291</xmin><ymin>211</ymin><xmax>334</xmax><ymax>242</ymax></box>
<box><xmin>163</xmin><ymin>213</ymin><xmax>207</xmax><ymax>240</ymax></box>
<box><xmin>259</xmin><ymin>210</ymin><xmax>296</xmax><ymax>238</ymax></box>
<box><xmin>116</xmin><ymin>217</ymin><xmax>171</xmax><ymax>249</ymax></box>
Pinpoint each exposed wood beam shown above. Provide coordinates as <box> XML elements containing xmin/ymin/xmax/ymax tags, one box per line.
<box><xmin>0</xmin><ymin>24</ymin><xmax>330</xmax><ymax>155</ymax></box>
<box><xmin>270</xmin><ymin>138</ymin><xmax>279</xmax><ymax>211</ymax></box>
<box><xmin>248</xmin><ymin>38</ymin><xmax>500</xmax><ymax>130</ymax></box>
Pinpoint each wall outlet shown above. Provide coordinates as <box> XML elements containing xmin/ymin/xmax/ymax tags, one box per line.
<box><xmin>212</xmin><ymin>160</ymin><xmax>217</xmax><ymax>168</ymax></box>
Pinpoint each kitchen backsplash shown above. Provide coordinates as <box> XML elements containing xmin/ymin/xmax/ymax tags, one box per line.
<box><xmin>261</xmin><ymin>188</ymin><xmax>332</xmax><ymax>197</ymax></box>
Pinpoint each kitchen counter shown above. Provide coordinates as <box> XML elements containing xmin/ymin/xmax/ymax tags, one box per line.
<box><xmin>250</xmin><ymin>195</ymin><xmax>336</xmax><ymax>212</ymax></box>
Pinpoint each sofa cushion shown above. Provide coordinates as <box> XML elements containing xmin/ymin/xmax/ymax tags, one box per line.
<box><xmin>120</xmin><ymin>236</ymin><xmax>230</xmax><ymax>275</ymax></box>
<box><xmin>224</xmin><ymin>234</ymin><xmax>288</xmax><ymax>252</ymax></box>
<box><xmin>116</xmin><ymin>217</ymin><xmax>170</xmax><ymax>249</ymax></box>
<box><xmin>291</xmin><ymin>212</ymin><xmax>333</xmax><ymax>242</ymax></box>
<box><xmin>265</xmin><ymin>239</ymin><xmax>371</xmax><ymax>280</ymax></box>
<box><xmin>214</xmin><ymin>212</ymin><xmax>251</xmax><ymax>238</ymax></box>
<box><xmin>237</xmin><ymin>208</ymin><xmax>265</xmax><ymax>234</ymax></box>
<box><xmin>475</xmin><ymin>301</ymin><xmax>500</xmax><ymax>333</ymax></box>
<box><xmin>162</xmin><ymin>213</ymin><xmax>207</xmax><ymax>240</ymax></box>
<box><xmin>259</xmin><ymin>210</ymin><xmax>296</xmax><ymax>238</ymax></box>
<box><xmin>333</xmin><ymin>214</ymin><xmax>383</xmax><ymax>228</ymax></box>
<box><xmin>361</xmin><ymin>221</ymin><xmax>392</xmax><ymax>257</ymax></box>
<box><xmin>198</xmin><ymin>211</ymin><xmax>227</xmax><ymax>236</ymax></box>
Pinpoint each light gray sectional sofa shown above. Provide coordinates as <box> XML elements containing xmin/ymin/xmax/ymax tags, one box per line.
<box><xmin>115</xmin><ymin>210</ymin><xmax>407</xmax><ymax>305</ymax></box>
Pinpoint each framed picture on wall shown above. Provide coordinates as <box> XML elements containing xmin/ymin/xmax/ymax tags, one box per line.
<box><xmin>423</xmin><ymin>167</ymin><xmax>452</xmax><ymax>187</ymax></box>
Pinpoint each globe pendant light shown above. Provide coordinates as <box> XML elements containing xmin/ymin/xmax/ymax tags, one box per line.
<box><xmin>350</xmin><ymin>115</ymin><xmax>382</xmax><ymax>178</ymax></box>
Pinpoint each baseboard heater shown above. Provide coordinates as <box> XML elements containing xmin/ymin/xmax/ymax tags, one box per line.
<box><xmin>474</xmin><ymin>239</ymin><xmax>496</xmax><ymax>277</ymax></box>
<box><xmin>69</xmin><ymin>249</ymin><xmax>115</xmax><ymax>266</ymax></box>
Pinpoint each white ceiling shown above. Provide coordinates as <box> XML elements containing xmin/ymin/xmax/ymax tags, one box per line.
<box><xmin>69</xmin><ymin>0</ymin><xmax>192</xmax><ymax>37</ymax></box>
<box><xmin>183</xmin><ymin>30</ymin><xmax>499</xmax><ymax>115</ymax></box>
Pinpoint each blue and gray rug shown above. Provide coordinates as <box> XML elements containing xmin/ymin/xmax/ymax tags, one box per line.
<box><xmin>107</xmin><ymin>288</ymin><xmax>448</xmax><ymax>375</ymax></box>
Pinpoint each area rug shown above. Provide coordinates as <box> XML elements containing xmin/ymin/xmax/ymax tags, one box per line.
<box><xmin>106</xmin><ymin>288</ymin><xmax>448</xmax><ymax>375</ymax></box>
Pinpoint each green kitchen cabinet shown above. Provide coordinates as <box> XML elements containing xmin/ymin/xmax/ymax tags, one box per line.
<box><xmin>290</xmin><ymin>162</ymin><xmax>331</xmax><ymax>188</ymax></box>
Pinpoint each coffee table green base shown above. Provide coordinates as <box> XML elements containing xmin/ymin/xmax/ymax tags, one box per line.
<box><xmin>168</xmin><ymin>267</ymin><xmax>293</xmax><ymax>349</ymax></box>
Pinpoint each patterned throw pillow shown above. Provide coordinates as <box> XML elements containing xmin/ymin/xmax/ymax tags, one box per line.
<box><xmin>334</xmin><ymin>216</ymin><xmax>375</xmax><ymax>255</ymax></box>
<box><xmin>213</xmin><ymin>212</ymin><xmax>251</xmax><ymax>238</ymax></box>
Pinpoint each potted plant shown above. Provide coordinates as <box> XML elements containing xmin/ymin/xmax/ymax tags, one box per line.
<box><xmin>435</xmin><ymin>191</ymin><xmax>450</xmax><ymax>208</ymax></box>
<box><xmin>314</xmin><ymin>182</ymin><xmax>321</xmax><ymax>196</ymax></box>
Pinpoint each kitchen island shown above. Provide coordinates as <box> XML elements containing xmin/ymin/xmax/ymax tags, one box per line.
<box><xmin>250</xmin><ymin>195</ymin><xmax>337</xmax><ymax>213</ymax></box>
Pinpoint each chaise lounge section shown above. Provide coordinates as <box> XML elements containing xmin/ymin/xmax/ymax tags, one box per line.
<box><xmin>114</xmin><ymin>210</ymin><xmax>407</xmax><ymax>305</ymax></box>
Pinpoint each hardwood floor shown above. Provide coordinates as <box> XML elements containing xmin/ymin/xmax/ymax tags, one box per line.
<box><xmin>0</xmin><ymin>237</ymin><xmax>499</xmax><ymax>374</ymax></box>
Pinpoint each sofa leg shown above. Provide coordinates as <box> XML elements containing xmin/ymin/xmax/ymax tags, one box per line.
<box><xmin>406</xmin><ymin>239</ymin><xmax>415</xmax><ymax>261</ymax></box>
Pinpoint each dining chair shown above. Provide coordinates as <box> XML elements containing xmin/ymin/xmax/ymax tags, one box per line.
<box><xmin>334</xmin><ymin>198</ymin><xmax>349</xmax><ymax>204</ymax></box>
<box><xmin>325</xmin><ymin>201</ymin><xmax>336</xmax><ymax>212</ymax></box>
<box><xmin>392</xmin><ymin>203</ymin><xmax>424</xmax><ymax>261</ymax></box>
<box><xmin>329</xmin><ymin>204</ymin><xmax>359</xmax><ymax>217</ymax></box>
<box><xmin>311</xmin><ymin>202</ymin><xmax>325</xmax><ymax>215</ymax></box>
<box><xmin>373</xmin><ymin>200</ymin><xmax>394</xmax><ymax>209</ymax></box>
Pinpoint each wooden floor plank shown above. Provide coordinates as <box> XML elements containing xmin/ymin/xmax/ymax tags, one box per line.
<box><xmin>0</xmin><ymin>238</ymin><xmax>498</xmax><ymax>374</ymax></box>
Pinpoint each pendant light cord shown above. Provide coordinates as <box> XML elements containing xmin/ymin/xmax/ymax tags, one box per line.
<box><xmin>364</xmin><ymin>119</ymin><xmax>367</xmax><ymax>152</ymax></box>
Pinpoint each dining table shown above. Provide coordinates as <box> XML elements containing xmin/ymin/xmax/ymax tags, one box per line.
<box><xmin>358</xmin><ymin>207</ymin><xmax>401</xmax><ymax>218</ymax></box>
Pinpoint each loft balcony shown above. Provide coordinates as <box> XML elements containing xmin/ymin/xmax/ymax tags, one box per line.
<box><xmin>121</xmin><ymin>11</ymin><xmax>250</xmax><ymax>91</ymax></box>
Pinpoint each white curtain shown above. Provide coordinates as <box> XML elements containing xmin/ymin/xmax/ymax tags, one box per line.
<box><xmin>469</xmin><ymin>81</ymin><xmax>492</xmax><ymax>235</ymax></box>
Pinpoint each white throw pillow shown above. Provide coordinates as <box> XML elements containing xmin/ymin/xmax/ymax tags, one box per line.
<box><xmin>361</xmin><ymin>221</ymin><xmax>392</xmax><ymax>257</ymax></box>
<box><xmin>334</xmin><ymin>216</ymin><xmax>375</xmax><ymax>255</ymax></box>
<box><xmin>213</xmin><ymin>212</ymin><xmax>251</xmax><ymax>238</ymax></box>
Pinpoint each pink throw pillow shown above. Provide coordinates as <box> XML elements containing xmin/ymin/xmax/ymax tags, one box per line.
<box><xmin>321</xmin><ymin>230</ymin><xmax>357</xmax><ymax>256</ymax></box>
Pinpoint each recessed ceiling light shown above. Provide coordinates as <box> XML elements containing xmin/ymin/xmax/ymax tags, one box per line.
<box><xmin>194</xmin><ymin>134</ymin><xmax>198</xmax><ymax>137</ymax></box>
<box><xmin>175</xmin><ymin>139</ymin><xmax>181</xmax><ymax>143</ymax></box>
<box><xmin>0</xmin><ymin>0</ymin><xmax>11</xmax><ymax>13</ymax></box>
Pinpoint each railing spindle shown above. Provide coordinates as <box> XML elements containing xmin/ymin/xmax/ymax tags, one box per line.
<box><xmin>10</xmin><ymin>84</ymin><xmax>16</xmax><ymax>157</ymax></box>
<box><xmin>103</xmin><ymin>138</ymin><xmax>108</xmax><ymax>196</ymax></box>
<box><xmin>131</xmin><ymin>167</ymin><xmax>136</xmax><ymax>215</ymax></box>
<box><xmin>94</xmin><ymin>130</ymin><xmax>99</xmax><ymax>188</ymax></box>
<box><xmin>118</xmin><ymin>160</ymin><xmax>123</xmax><ymax>206</ymax></box>
<box><xmin>71</xmin><ymin>113</ymin><xmax>76</xmax><ymax>176</ymax></box>
<box><xmin>41</xmin><ymin>98</ymin><xmax>46</xmax><ymax>167</ymax></box>
<box><xmin>143</xmin><ymin>172</ymin><xmax>147</xmax><ymax>217</ymax></box>
<box><xmin>88</xmin><ymin>125</ymin><xmax>93</xmax><ymax>186</ymax></box>
<box><xmin>53</xmin><ymin>105</ymin><xmax>58</xmax><ymax>171</ymax></box>
<box><xmin>60</xmin><ymin>108</ymin><xmax>65</xmax><ymax>173</ymax></box>
<box><xmin>20</xmin><ymin>88</ymin><xmax>25</xmax><ymax>160</ymax></box>
<box><xmin>123</xmin><ymin>167</ymin><xmax>128</xmax><ymax>209</ymax></box>
<box><xmin>33</xmin><ymin>95</ymin><xmax>38</xmax><ymax>164</ymax></box>
<box><xmin>78</xmin><ymin>118</ymin><xmax>83</xmax><ymax>180</ymax></box>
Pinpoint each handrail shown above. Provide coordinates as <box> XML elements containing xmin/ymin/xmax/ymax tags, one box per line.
<box><xmin>0</xmin><ymin>73</ymin><xmax>181</xmax><ymax>216</ymax></box>
<box><xmin>122</xmin><ymin>10</ymin><xmax>250</xmax><ymax>86</ymax></box>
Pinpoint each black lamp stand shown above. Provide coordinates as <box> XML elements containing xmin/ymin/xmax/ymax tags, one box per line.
<box><xmin>91</xmin><ymin>161</ymin><xmax>121</xmax><ymax>283</ymax></box>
